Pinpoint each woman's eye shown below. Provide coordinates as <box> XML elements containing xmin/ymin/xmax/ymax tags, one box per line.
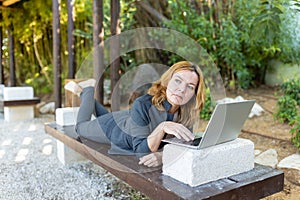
<box><xmin>175</xmin><ymin>79</ymin><xmax>181</xmax><ymax>84</ymax></box>
<box><xmin>188</xmin><ymin>85</ymin><xmax>195</xmax><ymax>90</ymax></box>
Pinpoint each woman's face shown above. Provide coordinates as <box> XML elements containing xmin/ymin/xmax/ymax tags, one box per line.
<box><xmin>166</xmin><ymin>70</ymin><xmax>199</xmax><ymax>106</ymax></box>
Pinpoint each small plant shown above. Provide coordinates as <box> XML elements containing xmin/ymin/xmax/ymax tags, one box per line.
<box><xmin>274</xmin><ymin>95</ymin><xmax>298</xmax><ymax>124</ymax></box>
<box><xmin>275</xmin><ymin>79</ymin><xmax>300</xmax><ymax>125</ymax></box>
<box><xmin>291</xmin><ymin>116</ymin><xmax>300</xmax><ymax>150</ymax></box>
<box><xmin>280</xmin><ymin>78</ymin><xmax>300</xmax><ymax>105</ymax></box>
<box><xmin>200</xmin><ymin>89</ymin><xmax>215</xmax><ymax>120</ymax></box>
<box><xmin>275</xmin><ymin>78</ymin><xmax>300</xmax><ymax>150</ymax></box>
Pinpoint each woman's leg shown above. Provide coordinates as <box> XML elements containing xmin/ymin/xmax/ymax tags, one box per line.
<box><xmin>76</xmin><ymin>86</ymin><xmax>109</xmax><ymax>118</ymax></box>
<box><xmin>95</xmin><ymin>101</ymin><xmax>109</xmax><ymax>117</ymax></box>
<box><xmin>76</xmin><ymin>86</ymin><xmax>110</xmax><ymax>144</ymax></box>
<box><xmin>76</xmin><ymin>87</ymin><xmax>95</xmax><ymax>124</ymax></box>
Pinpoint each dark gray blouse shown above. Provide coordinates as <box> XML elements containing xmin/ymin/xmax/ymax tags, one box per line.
<box><xmin>97</xmin><ymin>94</ymin><xmax>175</xmax><ymax>154</ymax></box>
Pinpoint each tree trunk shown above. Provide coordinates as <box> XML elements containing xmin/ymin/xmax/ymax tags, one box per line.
<box><xmin>52</xmin><ymin>0</ymin><xmax>62</xmax><ymax>109</ymax></box>
<box><xmin>8</xmin><ymin>24</ymin><xmax>16</xmax><ymax>86</ymax></box>
<box><xmin>0</xmin><ymin>13</ymin><xmax>3</xmax><ymax>85</ymax></box>
<box><xmin>67</xmin><ymin>0</ymin><xmax>76</xmax><ymax>79</ymax></box>
<box><xmin>93</xmin><ymin>0</ymin><xmax>105</xmax><ymax>104</ymax></box>
<box><xmin>110</xmin><ymin>0</ymin><xmax>120</xmax><ymax>111</ymax></box>
<box><xmin>133</xmin><ymin>0</ymin><xmax>170</xmax><ymax>64</ymax></box>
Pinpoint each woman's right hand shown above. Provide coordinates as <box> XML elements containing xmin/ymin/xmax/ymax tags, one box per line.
<box><xmin>147</xmin><ymin>121</ymin><xmax>194</xmax><ymax>152</ymax></box>
<box><xmin>161</xmin><ymin>121</ymin><xmax>194</xmax><ymax>141</ymax></box>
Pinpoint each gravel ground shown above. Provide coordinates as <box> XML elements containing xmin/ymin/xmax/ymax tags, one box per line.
<box><xmin>0</xmin><ymin>113</ymin><xmax>147</xmax><ymax>200</ymax></box>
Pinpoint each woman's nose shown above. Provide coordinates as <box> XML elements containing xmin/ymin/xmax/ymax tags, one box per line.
<box><xmin>178</xmin><ymin>83</ymin><xmax>186</xmax><ymax>93</ymax></box>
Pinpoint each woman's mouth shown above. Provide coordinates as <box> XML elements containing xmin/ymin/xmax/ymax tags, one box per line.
<box><xmin>173</xmin><ymin>94</ymin><xmax>183</xmax><ymax>100</ymax></box>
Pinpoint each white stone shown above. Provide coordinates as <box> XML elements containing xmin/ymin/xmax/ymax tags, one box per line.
<box><xmin>56</xmin><ymin>140</ymin><xmax>86</xmax><ymax>165</ymax></box>
<box><xmin>254</xmin><ymin>149</ymin><xmax>278</xmax><ymax>168</ymax></box>
<box><xmin>39</xmin><ymin>102</ymin><xmax>55</xmax><ymax>114</ymax></box>
<box><xmin>162</xmin><ymin>138</ymin><xmax>254</xmax><ymax>187</ymax></box>
<box><xmin>55</xmin><ymin>107</ymin><xmax>79</xmax><ymax>126</ymax></box>
<box><xmin>4</xmin><ymin>106</ymin><xmax>34</xmax><ymax>122</ymax></box>
<box><xmin>278</xmin><ymin>154</ymin><xmax>300</xmax><ymax>171</ymax></box>
<box><xmin>254</xmin><ymin>149</ymin><xmax>262</xmax><ymax>156</ymax></box>
<box><xmin>3</xmin><ymin>87</ymin><xmax>34</xmax><ymax>100</ymax></box>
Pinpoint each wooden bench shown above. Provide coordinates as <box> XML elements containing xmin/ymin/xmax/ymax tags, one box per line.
<box><xmin>45</xmin><ymin>122</ymin><xmax>284</xmax><ymax>200</ymax></box>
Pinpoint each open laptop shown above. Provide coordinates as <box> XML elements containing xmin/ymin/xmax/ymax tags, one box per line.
<box><xmin>162</xmin><ymin>100</ymin><xmax>256</xmax><ymax>149</ymax></box>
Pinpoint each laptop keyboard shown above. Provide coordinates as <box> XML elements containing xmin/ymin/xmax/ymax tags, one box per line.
<box><xmin>191</xmin><ymin>137</ymin><xmax>202</xmax><ymax>146</ymax></box>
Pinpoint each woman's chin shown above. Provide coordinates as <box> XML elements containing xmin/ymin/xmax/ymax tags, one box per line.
<box><xmin>169</xmin><ymin>98</ymin><xmax>182</xmax><ymax>106</ymax></box>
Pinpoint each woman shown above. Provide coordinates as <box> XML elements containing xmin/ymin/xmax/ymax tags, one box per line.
<box><xmin>65</xmin><ymin>61</ymin><xmax>206</xmax><ymax>167</ymax></box>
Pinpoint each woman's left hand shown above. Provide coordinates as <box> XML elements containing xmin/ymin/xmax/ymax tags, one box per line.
<box><xmin>139</xmin><ymin>152</ymin><xmax>162</xmax><ymax>167</ymax></box>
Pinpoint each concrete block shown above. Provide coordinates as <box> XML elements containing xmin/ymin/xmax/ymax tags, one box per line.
<box><xmin>55</xmin><ymin>107</ymin><xmax>79</xmax><ymax>126</ymax></box>
<box><xmin>56</xmin><ymin>140</ymin><xmax>86</xmax><ymax>165</ymax></box>
<box><xmin>162</xmin><ymin>138</ymin><xmax>254</xmax><ymax>187</ymax></box>
<box><xmin>3</xmin><ymin>86</ymin><xmax>34</xmax><ymax>100</ymax></box>
<box><xmin>4</xmin><ymin>106</ymin><xmax>34</xmax><ymax>122</ymax></box>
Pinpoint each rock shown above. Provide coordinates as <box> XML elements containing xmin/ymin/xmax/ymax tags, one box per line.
<box><xmin>254</xmin><ymin>149</ymin><xmax>261</xmax><ymax>156</ymax></box>
<box><xmin>254</xmin><ymin>149</ymin><xmax>278</xmax><ymax>168</ymax></box>
<box><xmin>39</xmin><ymin>102</ymin><xmax>55</xmax><ymax>114</ymax></box>
<box><xmin>36</xmin><ymin>102</ymin><xmax>46</xmax><ymax>109</ymax></box>
<box><xmin>249</xmin><ymin>102</ymin><xmax>264</xmax><ymax>118</ymax></box>
<box><xmin>278</xmin><ymin>154</ymin><xmax>300</xmax><ymax>171</ymax></box>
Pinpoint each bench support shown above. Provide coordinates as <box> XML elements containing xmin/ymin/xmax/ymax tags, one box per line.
<box><xmin>57</xmin><ymin>139</ymin><xmax>87</xmax><ymax>165</ymax></box>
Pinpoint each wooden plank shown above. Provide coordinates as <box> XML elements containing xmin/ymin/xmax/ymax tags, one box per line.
<box><xmin>44</xmin><ymin>122</ymin><xmax>284</xmax><ymax>200</ymax></box>
<box><xmin>0</xmin><ymin>97</ymin><xmax>40</xmax><ymax>107</ymax></box>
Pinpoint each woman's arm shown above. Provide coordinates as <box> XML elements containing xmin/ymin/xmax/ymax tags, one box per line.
<box><xmin>147</xmin><ymin>121</ymin><xmax>195</xmax><ymax>152</ymax></box>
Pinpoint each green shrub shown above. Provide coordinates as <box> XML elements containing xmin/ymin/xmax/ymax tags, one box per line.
<box><xmin>275</xmin><ymin>79</ymin><xmax>300</xmax><ymax>125</ymax></box>
<box><xmin>274</xmin><ymin>95</ymin><xmax>298</xmax><ymax>124</ymax></box>
<box><xmin>280</xmin><ymin>79</ymin><xmax>300</xmax><ymax>105</ymax></box>
<box><xmin>200</xmin><ymin>89</ymin><xmax>215</xmax><ymax>120</ymax></box>
<box><xmin>291</xmin><ymin>116</ymin><xmax>300</xmax><ymax>150</ymax></box>
<box><xmin>163</xmin><ymin>0</ymin><xmax>300</xmax><ymax>90</ymax></box>
<box><xmin>275</xmin><ymin>78</ymin><xmax>300</xmax><ymax>150</ymax></box>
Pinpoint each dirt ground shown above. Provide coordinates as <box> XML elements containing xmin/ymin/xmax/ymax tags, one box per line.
<box><xmin>226</xmin><ymin>85</ymin><xmax>300</xmax><ymax>200</ymax></box>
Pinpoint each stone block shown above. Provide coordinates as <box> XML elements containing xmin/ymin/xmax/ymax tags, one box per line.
<box><xmin>55</xmin><ymin>107</ymin><xmax>79</xmax><ymax>126</ymax></box>
<box><xmin>162</xmin><ymin>138</ymin><xmax>254</xmax><ymax>187</ymax></box>
<box><xmin>3</xmin><ymin>86</ymin><xmax>34</xmax><ymax>100</ymax></box>
<box><xmin>4</xmin><ymin>106</ymin><xmax>34</xmax><ymax>122</ymax></box>
<box><xmin>56</xmin><ymin>140</ymin><xmax>86</xmax><ymax>165</ymax></box>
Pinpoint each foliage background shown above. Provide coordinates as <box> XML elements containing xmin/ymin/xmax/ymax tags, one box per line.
<box><xmin>0</xmin><ymin>0</ymin><xmax>299</xmax><ymax>94</ymax></box>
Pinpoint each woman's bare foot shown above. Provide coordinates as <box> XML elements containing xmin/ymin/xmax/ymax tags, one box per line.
<box><xmin>78</xmin><ymin>79</ymin><xmax>96</xmax><ymax>89</ymax></box>
<box><xmin>64</xmin><ymin>79</ymin><xmax>96</xmax><ymax>96</ymax></box>
<box><xmin>64</xmin><ymin>81</ymin><xmax>82</xmax><ymax>96</ymax></box>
